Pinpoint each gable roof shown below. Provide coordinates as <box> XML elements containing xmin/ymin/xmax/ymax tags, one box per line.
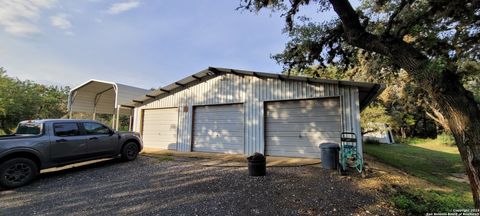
<box><xmin>128</xmin><ymin>67</ymin><xmax>385</xmax><ymax>111</ymax></box>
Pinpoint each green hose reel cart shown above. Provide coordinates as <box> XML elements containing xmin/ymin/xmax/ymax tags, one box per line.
<box><xmin>338</xmin><ymin>132</ymin><xmax>363</xmax><ymax>175</ymax></box>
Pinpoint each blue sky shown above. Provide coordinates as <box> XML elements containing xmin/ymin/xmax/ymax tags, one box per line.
<box><xmin>0</xmin><ymin>0</ymin><xmax>337</xmax><ymax>89</ymax></box>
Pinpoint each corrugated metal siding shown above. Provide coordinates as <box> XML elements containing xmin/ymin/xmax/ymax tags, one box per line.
<box><xmin>116</xmin><ymin>84</ymin><xmax>150</xmax><ymax>106</ymax></box>
<box><xmin>71</xmin><ymin>87</ymin><xmax>115</xmax><ymax>114</ymax></box>
<box><xmin>265</xmin><ymin>98</ymin><xmax>341</xmax><ymax>158</ymax></box>
<box><xmin>142</xmin><ymin>108</ymin><xmax>178</xmax><ymax>149</ymax></box>
<box><xmin>133</xmin><ymin>73</ymin><xmax>362</xmax><ymax>156</ymax></box>
<box><xmin>192</xmin><ymin>104</ymin><xmax>244</xmax><ymax>154</ymax></box>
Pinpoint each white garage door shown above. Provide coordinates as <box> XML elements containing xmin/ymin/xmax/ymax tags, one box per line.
<box><xmin>142</xmin><ymin>108</ymin><xmax>178</xmax><ymax>150</ymax></box>
<box><xmin>193</xmin><ymin>104</ymin><xmax>244</xmax><ymax>154</ymax></box>
<box><xmin>265</xmin><ymin>98</ymin><xmax>341</xmax><ymax>158</ymax></box>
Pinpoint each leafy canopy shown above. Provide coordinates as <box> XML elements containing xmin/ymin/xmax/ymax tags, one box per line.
<box><xmin>239</xmin><ymin>0</ymin><xmax>479</xmax><ymax>80</ymax></box>
<box><xmin>0</xmin><ymin>68</ymin><xmax>69</xmax><ymax>133</ymax></box>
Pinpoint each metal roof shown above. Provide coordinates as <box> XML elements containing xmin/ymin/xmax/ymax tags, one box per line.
<box><xmin>128</xmin><ymin>67</ymin><xmax>385</xmax><ymax>110</ymax></box>
<box><xmin>68</xmin><ymin>79</ymin><xmax>149</xmax><ymax>115</ymax></box>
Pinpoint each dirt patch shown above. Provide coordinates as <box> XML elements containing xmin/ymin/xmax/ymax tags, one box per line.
<box><xmin>447</xmin><ymin>173</ymin><xmax>469</xmax><ymax>183</ymax></box>
<box><xmin>360</xmin><ymin>155</ymin><xmax>452</xmax><ymax>194</ymax></box>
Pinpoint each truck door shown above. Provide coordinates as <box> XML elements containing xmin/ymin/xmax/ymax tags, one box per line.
<box><xmin>50</xmin><ymin>122</ymin><xmax>88</xmax><ymax>163</ymax></box>
<box><xmin>82</xmin><ymin>122</ymin><xmax>118</xmax><ymax>157</ymax></box>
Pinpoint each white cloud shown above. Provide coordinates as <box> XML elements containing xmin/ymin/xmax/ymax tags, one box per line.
<box><xmin>0</xmin><ymin>0</ymin><xmax>57</xmax><ymax>36</ymax></box>
<box><xmin>3</xmin><ymin>21</ymin><xmax>40</xmax><ymax>36</ymax></box>
<box><xmin>107</xmin><ymin>0</ymin><xmax>140</xmax><ymax>15</ymax></box>
<box><xmin>64</xmin><ymin>31</ymin><xmax>74</xmax><ymax>36</ymax></box>
<box><xmin>50</xmin><ymin>13</ymin><xmax>72</xmax><ymax>29</ymax></box>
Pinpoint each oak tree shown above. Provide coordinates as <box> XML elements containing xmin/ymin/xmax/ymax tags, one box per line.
<box><xmin>239</xmin><ymin>0</ymin><xmax>480</xmax><ymax>207</ymax></box>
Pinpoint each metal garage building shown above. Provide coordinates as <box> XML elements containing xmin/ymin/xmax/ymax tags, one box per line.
<box><xmin>129</xmin><ymin>67</ymin><xmax>384</xmax><ymax>158</ymax></box>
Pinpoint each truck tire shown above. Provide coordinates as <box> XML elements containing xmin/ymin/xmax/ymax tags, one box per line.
<box><xmin>0</xmin><ymin>158</ymin><xmax>38</xmax><ymax>188</ymax></box>
<box><xmin>121</xmin><ymin>142</ymin><xmax>139</xmax><ymax>161</ymax></box>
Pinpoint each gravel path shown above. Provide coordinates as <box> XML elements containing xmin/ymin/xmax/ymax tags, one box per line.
<box><xmin>0</xmin><ymin>156</ymin><xmax>395</xmax><ymax>216</ymax></box>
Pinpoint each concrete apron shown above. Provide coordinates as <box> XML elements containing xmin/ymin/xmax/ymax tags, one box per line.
<box><xmin>141</xmin><ymin>148</ymin><xmax>321</xmax><ymax>167</ymax></box>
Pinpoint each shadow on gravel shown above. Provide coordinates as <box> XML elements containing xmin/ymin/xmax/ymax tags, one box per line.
<box><xmin>0</xmin><ymin>156</ymin><xmax>391</xmax><ymax>216</ymax></box>
<box><xmin>0</xmin><ymin>158</ymin><xmax>121</xmax><ymax>192</ymax></box>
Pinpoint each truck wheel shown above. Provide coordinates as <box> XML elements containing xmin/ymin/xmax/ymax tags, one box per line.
<box><xmin>0</xmin><ymin>158</ymin><xmax>38</xmax><ymax>188</ymax></box>
<box><xmin>121</xmin><ymin>142</ymin><xmax>139</xmax><ymax>161</ymax></box>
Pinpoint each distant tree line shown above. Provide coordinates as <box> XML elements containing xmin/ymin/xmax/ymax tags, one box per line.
<box><xmin>0</xmin><ymin>67</ymin><xmax>69</xmax><ymax>134</ymax></box>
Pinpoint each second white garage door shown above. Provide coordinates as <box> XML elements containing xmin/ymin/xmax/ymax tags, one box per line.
<box><xmin>193</xmin><ymin>104</ymin><xmax>244</xmax><ymax>154</ymax></box>
<box><xmin>265</xmin><ymin>98</ymin><xmax>341</xmax><ymax>158</ymax></box>
<box><xmin>142</xmin><ymin>108</ymin><xmax>178</xmax><ymax>150</ymax></box>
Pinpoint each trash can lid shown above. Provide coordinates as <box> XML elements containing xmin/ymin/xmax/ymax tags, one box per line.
<box><xmin>319</xmin><ymin>143</ymin><xmax>339</xmax><ymax>149</ymax></box>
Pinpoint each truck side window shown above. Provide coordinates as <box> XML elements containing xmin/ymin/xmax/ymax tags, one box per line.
<box><xmin>83</xmin><ymin>123</ymin><xmax>110</xmax><ymax>135</ymax></box>
<box><xmin>54</xmin><ymin>123</ymin><xmax>80</xmax><ymax>137</ymax></box>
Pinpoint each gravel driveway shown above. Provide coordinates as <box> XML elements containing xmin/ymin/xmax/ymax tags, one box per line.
<box><xmin>0</xmin><ymin>156</ymin><xmax>395</xmax><ymax>216</ymax></box>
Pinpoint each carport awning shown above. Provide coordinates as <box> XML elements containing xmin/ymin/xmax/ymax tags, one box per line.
<box><xmin>68</xmin><ymin>80</ymin><xmax>149</xmax><ymax>115</ymax></box>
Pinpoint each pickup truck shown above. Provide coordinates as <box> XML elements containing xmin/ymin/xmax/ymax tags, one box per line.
<box><xmin>0</xmin><ymin>119</ymin><xmax>143</xmax><ymax>188</ymax></box>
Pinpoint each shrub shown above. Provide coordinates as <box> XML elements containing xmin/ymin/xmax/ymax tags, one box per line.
<box><xmin>437</xmin><ymin>133</ymin><xmax>455</xmax><ymax>146</ymax></box>
<box><xmin>364</xmin><ymin>138</ymin><xmax>381</xmax><ymax>145</ymax></box>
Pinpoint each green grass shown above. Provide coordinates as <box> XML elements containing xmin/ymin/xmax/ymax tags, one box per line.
<box><xmin>152</xmin><ymin>156</ymin><xmax>175</xmax><ymax>162</ymax></box>
<box><xmin>396</xmin><ymin>133</ymin><xmax>457</xmax><ymax>154</ymax></box>
<box><xmin>364</xmin><ymin>137</ymin><xmax>473</xmax><ymax>214</ymax></box>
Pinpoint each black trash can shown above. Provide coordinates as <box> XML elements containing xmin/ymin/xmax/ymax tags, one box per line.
<box><xmin>319</xmin><ymin>143</ymin><xmax>339</xmax><ymax>170</ymax></box>
<box><xmin>247</xmin><ymin>153</ymin><xmax>266</xmax><ymax>176</ymax></box>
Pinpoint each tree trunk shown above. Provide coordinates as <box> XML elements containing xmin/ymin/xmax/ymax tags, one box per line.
<box><xmin>429</xmin><ymin>70</ymin><xmax>480</xmax><ymax>208</ymax></box>
<box><xmin>425</xmin><ymin>100</ymin><xmax>451</xmax><ymax>133</ymax></box>
<box><xmin>386</xmin><ymin>40</ymin><xmax>480</xmax><ymax>210</ymax></box>
<box><xmin>328</xmin><ymin>0</ymin><xmax>480</xmax><ymax>208</ymax></box>
<box><xmin>391</xmin><ymin>52</ymin><xmax>480</xmax><ymax>209</ymax></box>
<box><xmin>387</xmin><ymin>35</ymin><xmax>480</xmax><ymax>209</ymax></box>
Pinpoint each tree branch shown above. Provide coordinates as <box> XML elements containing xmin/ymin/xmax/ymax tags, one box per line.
<box><xmin>384</xmin><ymin>0</ymin><xmax>410</xmax><ymax>36</ymax></box>
<box><xmin>362</xmin><ymin>129</ymin><xmax>377</xmax><ymax>135</ymax></box>
<box><xmin>285</xmin><ymin>0</ymin><xmax>304</xmax><ymax>31</ymax></box>
<box><xmin>327</xmin><ymin>0</ymin><xmax>363</xmax><ymax>32</ymax></box>
<box><xmin>327</xmin><ymin>0</ymin><xmax>430</xmax><ymax>76</ymax></box>
<box><xmin>394</xmin><ymin>1</ymin><xmax>444</xmax><ymax>37</ymax></box>
<box><xmin>424</xmin><ymin>99</ymin><xmax>451</xmax><ymax>131</ymax></box>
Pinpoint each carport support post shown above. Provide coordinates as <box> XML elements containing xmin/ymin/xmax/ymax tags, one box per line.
<box><xmin>112</xmin><ymin>112</ymin><xmax>116</xmax><ymax>129</ymax></box>
<box><xmin>115</xmin><ymin>106</ymin><xmax>120</xmax><ymax>130</ymax></box>
<box><xmin>128</xmin><ymin>114</ymin><xmax>133</xmax><ymax>131</ymax></box>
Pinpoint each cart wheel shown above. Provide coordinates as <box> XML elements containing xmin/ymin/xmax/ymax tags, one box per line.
<box><xmin>361</xmin><ymin>172</ymin><xmax>366</xmax><ymax>178</ymax></box>
<box><xmin>355</xmin><ymin>157</ymin><xmax>363</xmax><ymax>174</ymax></box>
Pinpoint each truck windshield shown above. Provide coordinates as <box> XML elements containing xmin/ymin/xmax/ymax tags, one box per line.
<box><xmin>15</xmin><ymin>122</ymin><xmax>43</xmax><ymax>135</ymax></box>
